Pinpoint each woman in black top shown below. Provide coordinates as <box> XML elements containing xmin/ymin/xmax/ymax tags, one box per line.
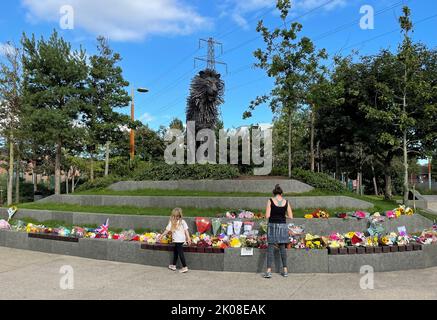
<box><xmin>264</xmin><ymin>184</ymin><xmax>293</xmax><ymax>278</ymax></box>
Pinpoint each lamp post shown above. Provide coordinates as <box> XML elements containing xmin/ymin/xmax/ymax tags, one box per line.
<box><xmin>130</xmin><ymin>87</ymin><xmax>149</xmax><ymax>161</ymax></box>
<box><xmin>429</xmin><ymin>156</ymin><xmax>433</xmax><ymax>191</ymax></box>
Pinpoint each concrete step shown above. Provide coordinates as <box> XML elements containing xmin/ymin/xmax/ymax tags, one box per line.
<box><xmin>37</xmin><ymin>194</ymin><xmax>374</xmax><ymax>210</ymax></box>
<box><xmin>108</xmin><ymin>179</ymin><xmax>314</xmax><ymax>194</ymax></box>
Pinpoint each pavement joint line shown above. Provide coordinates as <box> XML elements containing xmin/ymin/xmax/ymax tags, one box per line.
<box><xmin>287</xmin><ymin>273</ymin><xmax>318</xmax><ymax>299</ymax></box>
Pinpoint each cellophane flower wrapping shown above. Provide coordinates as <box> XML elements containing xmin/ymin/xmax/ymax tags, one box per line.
<box><xmin>212</xmin><ymin>219</ymin><xmax>221</xmax><ymax>236</ymax></box>
<box><xmin>0</xmin><ymin>219</ymin><xmax>11</xmax><ymax>230</ymax></box>
<box><xmin>259</xmin><ymin>221</ymin><xmax>268</xmax><ymax>235</ymax></box>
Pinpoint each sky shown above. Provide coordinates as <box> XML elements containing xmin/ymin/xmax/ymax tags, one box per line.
<box><xmin>0</xmin><ymin>0</ymin><xmax>436</xmax><ymax>131</ymax></box>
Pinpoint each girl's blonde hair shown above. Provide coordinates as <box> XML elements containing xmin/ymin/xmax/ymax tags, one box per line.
<box><xmin>170</xmin><ymin>208</ymin><xmax>183</xmax><ymax>232</ymax></box>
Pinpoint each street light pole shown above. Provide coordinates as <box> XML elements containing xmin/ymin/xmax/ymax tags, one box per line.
<box><xmin>129</xmin><ymin>87</ymin><xmax>149</xmax><ymax>162</ymax></box>
<box><xmin>130</xmin><ymin>88</ymin><xmax>135</xmax><ymax>161</ymax></box>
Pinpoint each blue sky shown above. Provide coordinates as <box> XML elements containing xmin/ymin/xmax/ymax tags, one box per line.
<box><xmin>1</xmin><ymin>0</ymin><xmax>436</xmax><ymax>130</ymax></box>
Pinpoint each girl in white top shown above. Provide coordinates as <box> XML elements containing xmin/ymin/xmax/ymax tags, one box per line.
<box><xmin>158</xmin><ymin>208</ymin><xmax>191</xmax><ymax>273</ymax></box>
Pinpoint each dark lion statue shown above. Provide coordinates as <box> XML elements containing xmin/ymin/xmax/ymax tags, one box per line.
<box><xmin>186</xmin><ymin>69</ymin><xmax>225</xmax><ymax>133</ymax></box>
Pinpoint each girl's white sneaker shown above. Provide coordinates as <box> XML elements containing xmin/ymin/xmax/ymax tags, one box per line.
<box><xmin>168</xmin><ymin>265</ymin><xmax>177</xmax><ymax>271</ymax></box>
<box><xmin>180</xmin><ymin>267</ymin><xmax>189</xmax><ymax>273</ymax></box>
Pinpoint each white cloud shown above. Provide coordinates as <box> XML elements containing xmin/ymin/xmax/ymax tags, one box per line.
<box><xmin>0</xmin><ymin>43</ymin><xmax>16</xmax><ymax>57</ymax></box>
<box><xmin>21</xmin><ymin>0</ymin><xmax>211</xmax><ymax>41</ymax></box>
<box><xmin>296</xmin><ymin>0</ymin><xmax>347</xmax><ymax>11</ymax></box>
<box><xmin>139</xmin><ymin>112</ymin><xmax>155</xmax><ymax>123</ymax></box>
<box><xmin>224</xmin><ymin>0</ymin><xmax>347</xmax><ymax>28</ymax></box>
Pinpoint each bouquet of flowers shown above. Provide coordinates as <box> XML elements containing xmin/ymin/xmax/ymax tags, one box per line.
<box><xmin>304</xmin><ymin>209</ymin><xmax>330</xmax><ymax>219</ymax></box>
<box><xmin>259</xmin><ymin>221</ymin><xmax>268</xmax><ymax>235</ymax></box>
<box><xmin>0</xmin><ymin>219</ymin><xmax>11</xmax><ymax>230</ymax></box>
<box><xmin>7</xmin><ymin>206</ymin><xmax>18</xmax><ymax>221</ymax></box>
<box><xmin>288</xmin><ymin>224</ymin><xmax>304</xmax><ymax>237</ymax></box>
<box><xmin>387</xmin><ymin>232</ymin><xmax>398</xmax><ymax>244</ymax></box>
<box><xmin>244</xmin><ymin>235</ymin><xmax>259</xmax><ymax>248</ymax></box>
<box><xmin>327</xmin><ymin>233</ymin><xmax>345</xmax><ymax>248</ymax></box>
<box><xmin>364</xmin><ymin>236</ymin><xmax>379</xmax><ymax>247</ymax></box>
<box><xmin>191</xmin><ymin>234</ymin><xmax>201</xmax><ymax>245</ymax></box>
<box><xmin>304</xmin><ymin>234</ymin><xmax>325</xmax><ymax>249</ymax></box>
<box><xmin>379</xmin><ymin>235</ymin><xmax>392</xmax><ymax>246</ymax></box>
<box><xmin>345</xmin><ymin>232</ymin><xmax>366</xmax><ymax>246</ymax></box>
<box><xmin>367</xmin><ymin>214</ymin><xmax>385</xmax><ymax>236</ymax></box>
<box><xmin>229</xmin><ymin>237</ymin><xmax>242</xmax><ymax>248</ymax></box>
<box><xmin>26</xmin><ymin>223</ymin><xmax>45</xmax><ymax>234</ymax></box>
<box><xmin>417</xmin><ymin>230</ymin><xmax>437</xmax><ymax>245</ymax></box>
<box><xmin>405</xmin><ymin>207</ymin><xmax>414</xmax><ymax>216</ymax></box>
<box><xmin>10</xmin><ymin>220</ymin><xmax>26</xmax><ymax>232</ymax></box>
<box><xmin>253</xmin><ymin>212</ymin><xmax>265</xmax><ymax>220</ymax></box>
<box><xmin>56</xmin><ymin>227</ymin><xmax>71</xmax><ymax>237</ymax></box>
<box><xmin>212</xmin><ymin>219</ymin><xmax>221</xmax><ymax>236</ymax></box>
<box><xmin>336</xmin><ymin>212</ymin><xmax>352</xmax><ymax>219</ymax></box>
<box><xmin>225</xmin><ymin>212</ymin><xmax>236</xmax><ymax>219</ymax></box>
<box><xmin>384</xmin><ymin>210</ymin><xmax>396</xmax><ymax>219</ymax></box>
<box><xmin>85</xmin><ymin>232</ymin><xmax>96</xmax><ymax>239</ymax></box>
<box><xmin>258</xmin><ymin>235</ymin><xmax>268</xmax><ymax>249</ymax></box>
<box><xmin>238</xmin><ymin>210</ymin><xmax>254</xmax><ymax>219</ymax></box>
<box><xmin>199</xmin><ymin>233</ymin><xmax>213</xmax><ymax>246</ymax></box>
<box><xmin>353</xmin><ymin>211</ymin><xmax>370</xmax><ymax>219</ymax></box>
<box><xmin>71</xmin><ymin>227</ymin><xmax>85</xmax><ymax>238</ymax></box>
<box><xmin>396</xmin><ymin>235</ymin><xmax>410</xmax><ymax>246</ymax></box>
<box><xmin>394</xmin><ymin>206</ymin><xmax>405</xmax><ymax>217</ymax></box>
<box><xmin>212</xmin><ymin>238</ymin><xmax>229</xmax><ymax>249</ymax></box>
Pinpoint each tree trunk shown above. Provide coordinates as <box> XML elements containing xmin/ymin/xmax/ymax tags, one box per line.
<box><xmin>310</xmin><ymin>109</ymin><xmax>315</xmax><ymax>172</ymax></box>
<box><xmin>383</xmin><ymin>154</ymin><xmax>393</xmax><ymax>200</ymax></box>
<box><xmin>288</xmin><ymin>109</ymin><xmax>292</xmax><ymax>178</ymax></box>
<box><xmin>90</xmin><ymin>154</ymin><xmax>95</xmax><ymax>182</ymax></box>
<box><xmin>402</xmin><ymin>129</ymin><xmax>409</xmax><ymax>204</ymax></box>
<box><xmin>66</xmin><ymin>169</ymin><xmax>69</xmax><ymax>195</ymax></box>
<box><xmin>72</xmin><ymin>168</ymin><xmax>75</xmax><ymax>193</ymax></box>
<box><xmin>32</xmin><ymin>161</ymin><xmax>37</xmax><ymax>193</ymax></box>
<box><xmin>402</xmin><ymin>61</ymin><xmax>409</xmax><ymax>204</ymax></box>
<box><xmin>55</xmin><ymin>142</ymin><xmax>61</xmax><ymax>195</ymax></box>
<box><xmin>371</xmin><ymin>161</ymin><xmax>378</xmax><ymax>196</ymax></box>
<box><xmin>356</xmin><ymin>172</ymin><xmax>360</xmax><ymax>195</ymax></box>
<box><xmin>105</xmin><ymin>142</ymin><xmax>110</xmax><ymax>176</ymax></box>
<box><xmin>7</xmin><ymin>135</ymin><xmax>14</xmax><ymax>206</ymax></box>
<box><xmin>15</xmin><ymin>155</ymin><xmax>20</xmax><ymax>204</ymax></box>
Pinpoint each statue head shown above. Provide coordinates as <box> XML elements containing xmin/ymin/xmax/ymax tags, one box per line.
<box><xmin>194</xmin><ymin>69</ymin><xmax>224</xmax><ymax>103</ymax></box>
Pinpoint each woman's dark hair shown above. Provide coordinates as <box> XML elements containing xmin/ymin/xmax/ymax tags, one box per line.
<box><xmin>273</xmin><ymin>184</ymin><xmax>283</xmax><ymax>195</ymax></box>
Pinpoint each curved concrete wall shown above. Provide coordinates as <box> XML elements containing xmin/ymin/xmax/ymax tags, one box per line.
<box><xmin>1</xmin><ymin>230</ymin><xmax>436</xmax><ymax>273</ymax></box>
<box><xmin>1</xmin><ymin>208</ymin><xmax>431</xmax><ymax>235</ymax></box>
<box><xmin>109</xmin><ymin>179</ymin><xmax>314</xmax><ymax>194</ymax></box>
<box><xmin>37</xmin><ymin>194</ymin><xmax>373</xmax><ymax>210</ymax></box>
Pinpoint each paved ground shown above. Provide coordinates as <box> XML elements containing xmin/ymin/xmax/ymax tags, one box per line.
<box><xmin>1</xmin><ymin>247</ymin><xmax>437</xmax><ymax>300</ymax></box>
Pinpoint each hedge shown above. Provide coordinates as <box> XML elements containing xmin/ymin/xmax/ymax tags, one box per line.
<box><xmin>131</xmin><ymin>163</ymin><xmax>240</xmax><ymax>181</ymax></box>
<box><xmin>290</xmin><ymin>168</ymin><xmax>346</xmax><ymax>193</ymax></box>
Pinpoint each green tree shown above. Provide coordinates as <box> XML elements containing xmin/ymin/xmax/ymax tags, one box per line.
<box><xmin>243</xmin><ymin>0</ymin><xmax>326</xmax><ymax>177</ymax></box>
<box><xmin>21</xmin><ymin>30</ymin><xmax>88</xmax><ymax>195</ymax></box>
<box><xmin>361</xmin><ymin>7</ymin><xmax>435</xmax><ymax>202</ymax></box>
<box><xmin>83</xmin><ymin>36</ymin><xmax>131</xmax><ymax>179</ymax></box>
<box><xmin>0</xmin><ymin>42</ymin><xmax>22</xmax><ymax>205</ymax></box>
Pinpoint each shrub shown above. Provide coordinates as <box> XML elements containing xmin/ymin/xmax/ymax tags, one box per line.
<box><xmin>290</xmin><ymin>168</ymin><xmax>346</xmax><ymax>192</ymax></box>
<box><xmin>131</xmin><ymin>163</ymin><xmax>240</xmax><ymax>181</ymax></box>
<box><xmin>75</xmin><ymin>175</ymin><xmax>121</xmax><ymax>192</ymax></box>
